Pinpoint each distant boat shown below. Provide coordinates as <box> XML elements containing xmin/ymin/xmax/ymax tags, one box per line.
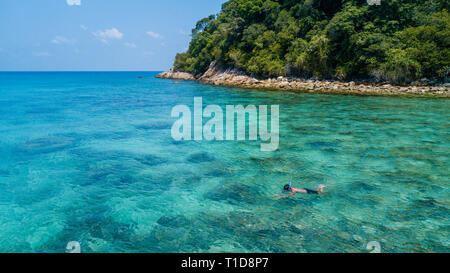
<box><xmin>137</xmin><ymin>76</ymin><xmax>143</xmax><ymax>79</ymax></box>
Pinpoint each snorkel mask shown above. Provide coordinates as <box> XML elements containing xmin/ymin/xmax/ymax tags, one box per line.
<box><xmin>283</xmin><ymin>181</ymin><xmax>293</xmax><ymax>192</ymax></box>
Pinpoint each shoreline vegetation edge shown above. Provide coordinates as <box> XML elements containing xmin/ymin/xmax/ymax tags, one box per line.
<box><xmin>156</xmin><ymin>64</ymin><xmax>450</xmax><ymax>97</ymax></box>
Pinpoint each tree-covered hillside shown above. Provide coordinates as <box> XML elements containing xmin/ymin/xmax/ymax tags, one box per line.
<box><xmin>173</xmin><ymin>0</ymin><xmax>449</xmax><ymax>84</ymax></box>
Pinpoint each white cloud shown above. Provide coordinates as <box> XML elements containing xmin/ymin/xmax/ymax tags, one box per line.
<box><xmin>33</xmin><ymin>51</ymin><xmax>51</xmax><ymax>57</ymax></box>
<box><xmin>51</xmin><ymin>36</ymin><xmax>76</xmax><ymax>45</ymax></box>
<box><xmin>146</xmin><ymin>31</ymin><xmax>162</xmax><ymax>39</ymax></box>
<box><xmin>143</xmin><ymin>51</ymin><xmax>154</xmax><ymax>56</ymax></box>
<box><xmin>124</xmin><ymin>42</ymin><xmax>137</xmax><ymax>48</ymax></box>
<box><xmin>66</xmin><ymin>0</ymin><xmax>81</xmax><ymax>6</ymax></box>
<box><xmin>80</xmin><ymin>24</ymin><xmax>88</xmax><ymax>31</ymax></box>
<box><xmin>92</xmin><ymin>28</ymin><xmax>123</xmax><ymax>44</ymax></box>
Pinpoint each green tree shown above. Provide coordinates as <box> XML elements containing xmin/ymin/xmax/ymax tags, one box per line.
<box><xmin>172</xmin><ymin>0</ymin><xmax>450</xmax><ymax>83</ymax></box>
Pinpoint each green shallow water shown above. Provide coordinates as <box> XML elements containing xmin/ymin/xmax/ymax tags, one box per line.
<box><xmin>0</xmin><ymin>72</ymin><xmax>448</xmax><ymax>253</ymax></box>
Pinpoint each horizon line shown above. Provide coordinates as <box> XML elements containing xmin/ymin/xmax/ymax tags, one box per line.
<box><xmin>0</xmin><ymin>70</ymin><xmax>166</xmax><ymax>72</ymax></box>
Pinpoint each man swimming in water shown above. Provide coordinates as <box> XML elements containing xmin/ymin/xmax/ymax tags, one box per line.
<box><xmin>273</xmin><ymin>184</ymin><xmax>325</xmax><ymax>199</ymax></box>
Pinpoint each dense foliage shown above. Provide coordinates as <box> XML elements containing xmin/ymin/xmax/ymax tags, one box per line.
<box><xmin>173</xmin><ymin>0</ymin><xmax>449</xmax><ymax>84</ymax></box>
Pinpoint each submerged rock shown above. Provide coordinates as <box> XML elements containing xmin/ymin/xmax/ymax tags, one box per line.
<box><xmin>204</xmin><ymin>183</ymin><xmax>261</xmax><ymax>204</ymax></box>
<box><xmin>157</xmin><ymin>215</ymin><xmax>191</xmax><ymax>228</ymax></box>
<box><xmin>200</xmin><ymin>210</ymin><xmax>271</xmax><ymax>236</ymax></box>
<box><xmin>18</xmin><ymin>136</ymin><xmax>76</xmax><ymax>154</ymax></box>
<box><xmin>205</xmin><ymin>167</ymin><xmax>231</xmax><ymax>177</ymax></box>
<box><xmin>67</xmin><ymin>213</ymin><xmax>136</xmax><ymax>245</ymax></box>
<box><xmin>85</xmin><ymin>165</ymin><xmax>137</xmax><ymax>187</ymax></box>
<box><xmin>186</xmin><ymin>152</ymin><xmax>215</xmax><ymax>163</ymax></box>
<box><xmin>143</xmin><ymin>220</ymin><xmax>215</xmax><ymax>252</ymax></box>
<box><xmin>135</xmin><ymin>154</ymin><xmax>168</xmax><ymax>166</ymax></box>
<box><xmin>138</xmin><ymin>209</ymin><xmax>312</xmax><ymax>252</ymax></box>
<box><xmin>347</xmin><ymin>181</ymin><xmax>378</xmax><ymax>192</ymax></box>
<box><xmin>134</xmin><ymin>175</ymin><xmax>172</xmax><ymax>193</ymax></box>
<box><xmin>176</xmin><ymin>174</ymin><xmax>203</xmax><ymax>188</ymax></box>
<box><xmin>288</xmin><ymin>224</ymin><xmax>304</xmax><ymax>235</ymax></box>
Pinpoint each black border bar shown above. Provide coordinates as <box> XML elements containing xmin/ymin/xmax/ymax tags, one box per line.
<box><xmin>0</xmin><ymin>253</ymin><xmax>443</xmax><ymax>272</ymax></box>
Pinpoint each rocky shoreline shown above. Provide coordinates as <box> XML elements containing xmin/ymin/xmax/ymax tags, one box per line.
<box><xmin>156</xmin><ymin>65</ymin><xmax>449</xmax><ymax>97</ymax></box>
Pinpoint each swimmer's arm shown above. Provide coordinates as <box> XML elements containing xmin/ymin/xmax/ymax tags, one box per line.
<box><xmin>277</xmin><ymin>192</ymin><xmax>295</xmax><ymax>199</ymax></box>
<box><xmin>273</xmin><ymin>191</ymin><xmax>284</xmax><ymax>196</ymax></box>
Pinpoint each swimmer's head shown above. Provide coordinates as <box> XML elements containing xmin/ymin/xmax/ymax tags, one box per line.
<box><xmin>283</xmin><ymin>184</ymin><xmax>291</xmax><ymax>191</ymax></box>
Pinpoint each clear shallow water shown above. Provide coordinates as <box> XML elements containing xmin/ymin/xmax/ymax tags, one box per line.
<box><xmin>0</xmin><ymin>72</ymin><xmax>448</xmax><ymax>253</ymax></box>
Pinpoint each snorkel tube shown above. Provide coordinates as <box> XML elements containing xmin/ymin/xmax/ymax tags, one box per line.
<box><xmin>283</xmin><ymin>181</ymin><xmax>293</xmax><ymax>192</ymax></box>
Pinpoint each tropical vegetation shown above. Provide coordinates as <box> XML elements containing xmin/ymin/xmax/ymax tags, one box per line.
<box><xmin>173</xmin><ymin>0</ymin><xmax>449</xmax><ymax>84</ymax></box>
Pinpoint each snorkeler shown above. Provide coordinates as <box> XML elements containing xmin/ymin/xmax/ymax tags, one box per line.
<box><xmin>273</xmin><ymin>182</ymin><xmax>325</xmax><ymax>199</ymax></box>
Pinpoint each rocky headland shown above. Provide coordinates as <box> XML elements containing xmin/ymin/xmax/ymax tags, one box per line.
<box><xmin>156</xmin><ymin>64</ymin><xmax>449</xmax><ymax>97</ymax></box>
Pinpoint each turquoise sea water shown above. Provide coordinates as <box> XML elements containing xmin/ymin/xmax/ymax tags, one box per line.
<box><xmin>0</xmin><ymin>72</ymin><xmax>448</xmax><ymax>253</ymax></box>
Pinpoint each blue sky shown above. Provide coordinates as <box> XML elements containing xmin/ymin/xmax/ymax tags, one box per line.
<box><xmin>0</xmin><ymin>0</ymin><xmax>226</xmax><ymax>71</ymax></box>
